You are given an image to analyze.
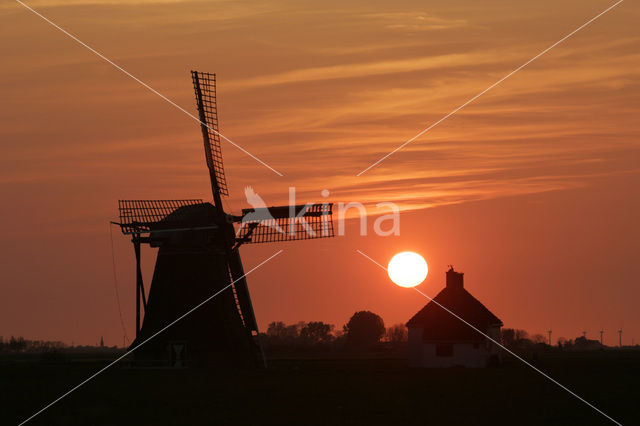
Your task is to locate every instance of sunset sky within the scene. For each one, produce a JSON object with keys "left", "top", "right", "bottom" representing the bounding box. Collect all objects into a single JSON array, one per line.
[{"left": 1, "top": 0, "right": 638, "bottom": 346}]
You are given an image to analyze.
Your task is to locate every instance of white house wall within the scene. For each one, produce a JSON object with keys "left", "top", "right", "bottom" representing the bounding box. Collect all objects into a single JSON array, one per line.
[
  {"left": 408, "top": 325, "right": 490, "bottom": 368},
  {"left": 420, "top": 342, "right": 487, "bottom": 368}
]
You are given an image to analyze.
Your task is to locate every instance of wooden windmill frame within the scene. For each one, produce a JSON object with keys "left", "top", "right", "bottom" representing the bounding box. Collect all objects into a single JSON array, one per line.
[{"left": 114, "top": 71, "right": 334, "bottom": 367}]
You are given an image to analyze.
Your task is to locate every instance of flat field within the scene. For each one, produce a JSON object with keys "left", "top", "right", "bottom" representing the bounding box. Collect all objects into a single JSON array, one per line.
[{"left": 2, "top": 351, "right": 638, "bottom": 425}]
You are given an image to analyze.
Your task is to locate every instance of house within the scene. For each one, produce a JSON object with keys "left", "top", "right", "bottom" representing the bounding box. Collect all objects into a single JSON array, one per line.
[{"left": 406, "top": 267, "right": 503, "bottom": 368}]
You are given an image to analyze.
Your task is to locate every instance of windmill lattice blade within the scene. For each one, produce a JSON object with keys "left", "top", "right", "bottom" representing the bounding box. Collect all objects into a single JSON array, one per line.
[
  {"left": 117, "top": 199, "right": 205, "bottom": 234},
  {"left": 191, "top": 71, "right": 228, "bottom": 197},
  {"left": 237, "top": 203, "right": 334, "bottom": 244},
  {"left": 227, "top": 250, "right": 259, "bottom": 332}
]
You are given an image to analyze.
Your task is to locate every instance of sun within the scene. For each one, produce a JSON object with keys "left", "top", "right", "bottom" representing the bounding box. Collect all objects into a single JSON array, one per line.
[{"left": 388, "top": 251, "right": 428, "bottom": 288}]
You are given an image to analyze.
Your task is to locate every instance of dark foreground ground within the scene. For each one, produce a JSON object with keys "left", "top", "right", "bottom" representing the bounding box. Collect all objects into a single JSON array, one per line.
[{"left": 1, "top": 351, "right": 638, "bottom": 426}]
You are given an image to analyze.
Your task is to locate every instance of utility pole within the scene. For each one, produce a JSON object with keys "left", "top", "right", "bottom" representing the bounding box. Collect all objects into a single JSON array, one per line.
[
  {"left": 599, "top": 329, "right": 604, "bottom": 346},
  {"left": 618, "top": 329, "right": 622, "bottom": 347},
  {"left": 548, "top": 329, "right": 552, "bottom": 346}
]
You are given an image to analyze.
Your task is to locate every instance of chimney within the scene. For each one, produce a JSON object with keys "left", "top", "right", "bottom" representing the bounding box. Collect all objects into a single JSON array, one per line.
[{"left": 446, "top": 266, "right": 464, "bottom": 290}]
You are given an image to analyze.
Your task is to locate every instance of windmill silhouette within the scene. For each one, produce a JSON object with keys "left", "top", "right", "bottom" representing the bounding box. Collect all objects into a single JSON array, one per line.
[{"left": 114, "top": 71, "right": 334, "bottom": 367}]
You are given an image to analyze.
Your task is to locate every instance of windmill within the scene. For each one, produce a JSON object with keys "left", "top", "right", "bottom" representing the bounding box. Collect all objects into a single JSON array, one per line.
[{"left": 114, "top": 71, "right": 334, "bottom": 367}]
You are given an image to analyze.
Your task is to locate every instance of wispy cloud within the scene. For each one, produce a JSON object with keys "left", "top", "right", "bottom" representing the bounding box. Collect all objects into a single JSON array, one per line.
[
  {"left": 362, "top": 11, "right": 470, "bottom": 31},
  {"left": 2, "top": 0, "right": 638, "bottom": 217},
  {"left": 226, "top": 52, "right": 503, "bottom": 90}
]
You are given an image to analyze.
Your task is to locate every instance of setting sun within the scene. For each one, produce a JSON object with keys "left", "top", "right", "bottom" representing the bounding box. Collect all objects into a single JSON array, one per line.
[{"left": 388, "top": 251, "right": 428, "bottom": 288}]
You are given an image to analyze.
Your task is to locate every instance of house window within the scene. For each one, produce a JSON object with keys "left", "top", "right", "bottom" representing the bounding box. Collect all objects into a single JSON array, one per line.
[{"left": 435, "top": 344, "right": 453, "bottom": 357}]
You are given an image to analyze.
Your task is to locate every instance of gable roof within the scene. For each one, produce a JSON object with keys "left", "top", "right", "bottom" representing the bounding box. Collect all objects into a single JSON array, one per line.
[{"left": 406, "top": 286, "right": 503, "bottom": 342}]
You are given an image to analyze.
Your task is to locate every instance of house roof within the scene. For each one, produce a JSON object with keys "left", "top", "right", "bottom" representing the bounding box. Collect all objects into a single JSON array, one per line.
[{"left": 406, "top": 269, "right": 502, "bottom": 342}]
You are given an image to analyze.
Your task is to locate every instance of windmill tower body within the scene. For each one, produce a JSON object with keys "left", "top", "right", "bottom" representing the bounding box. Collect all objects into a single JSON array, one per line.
[
  {"left": 129, "top": 204, "right": 254, "bottom": 366},
  {"left": 115, "top": 72, "right": 334, "bottom": 367}
]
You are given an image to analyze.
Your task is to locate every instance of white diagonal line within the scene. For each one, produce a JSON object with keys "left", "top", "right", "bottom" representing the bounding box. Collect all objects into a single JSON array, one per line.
[
  {"left": 356, "top": 249, "right": 623, "bottom": 426},
  {"left": 18, "top": 249, "right": 283, "bottom": 426},
  {"left": 357, "top": 0, "right": 624, "bottom": 176},
  {"left": 15, "top": 0, "right": 283, "bottom": 177}
]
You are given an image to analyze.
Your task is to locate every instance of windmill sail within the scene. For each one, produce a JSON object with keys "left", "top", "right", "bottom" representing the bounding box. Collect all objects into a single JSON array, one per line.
[
  {"left": 118, "top": 199, "right": 205, "bottom": 234},
  {"left": 227, "top": 251, "right": 266, "bottom": 367},
  {"left": 236, "top": 203, "right": 334, "bottom": 243},
  {"left": 192, "top": 71, "right": 228, "bottom": 197}
]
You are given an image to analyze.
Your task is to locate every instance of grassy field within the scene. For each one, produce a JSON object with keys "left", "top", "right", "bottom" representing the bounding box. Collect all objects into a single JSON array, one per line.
[{"left": 1, "top": 351, "right": 638, "bottom": 425}]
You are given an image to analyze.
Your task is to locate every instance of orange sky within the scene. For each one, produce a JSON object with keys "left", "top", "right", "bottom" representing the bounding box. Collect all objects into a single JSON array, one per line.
[{"left": 1, "top": 0, "right": 638, "bottom": 346}]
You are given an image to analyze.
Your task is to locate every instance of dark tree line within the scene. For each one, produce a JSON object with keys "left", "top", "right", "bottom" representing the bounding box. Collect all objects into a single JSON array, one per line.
[
  {"left": 0, "top": 336, "right": 119, "bottom": 354},
  {"left": 501, "top": 328, "right": 611, "bottom": 351},
  {"left": 2, "top": 310, "right": 407, "bottom": 355},
  {"left": 6, "top": 323, "right": 623, "bottom": 356},
  {"left": 263, "top": 321, "right": 335, "bottom": 347},
  {"left": 0, "top": 336, "right": 65, "bottom": 353},
  {"left": 261, "top": 311, "right": 408, "bottom": 351}
]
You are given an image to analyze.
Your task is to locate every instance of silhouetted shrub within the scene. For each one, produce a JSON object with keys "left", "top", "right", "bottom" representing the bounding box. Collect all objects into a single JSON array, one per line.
[{"left": 344, "top": 311, "right": 385, "bottom": 348}]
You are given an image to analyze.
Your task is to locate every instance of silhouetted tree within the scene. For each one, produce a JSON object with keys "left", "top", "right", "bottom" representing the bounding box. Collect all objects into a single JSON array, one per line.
[
  {"left": 531, "top": 334, "right": 546, "bottom": 344},
  {"left": 9, "top": 336, "right": 26, "bottom": 352},
  {"left": 385, "top": 324, "right": 408, "bottom": 343},
  {"left": 344, "top": 311, "right": 385, "bottom": 347},
  {"left": 300, "top": 322, "right": 334, "bottom": 345},
  {"left": 266, "top": 321, "right": 288, "bottom": 338},
  {"left": 502, "top": 328, "right": 516, "bottom": 347},
  {"left": 557, "top": 337, "right": 568, "bottom": 349},
  {"left": 573, "top": 336, "right": 603, "bottom": 350},
  {"left": 271, "top": 322, "right": 301, "bottom": 339},
  {"left": 266, "top": 321, "right": 302, "bottom": 345},
  {"left": 514, "top": 329, "right": 529, "bottom": 342},
  {"left": 502, "top": 328, "right": 532, "bottom": 349}
]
